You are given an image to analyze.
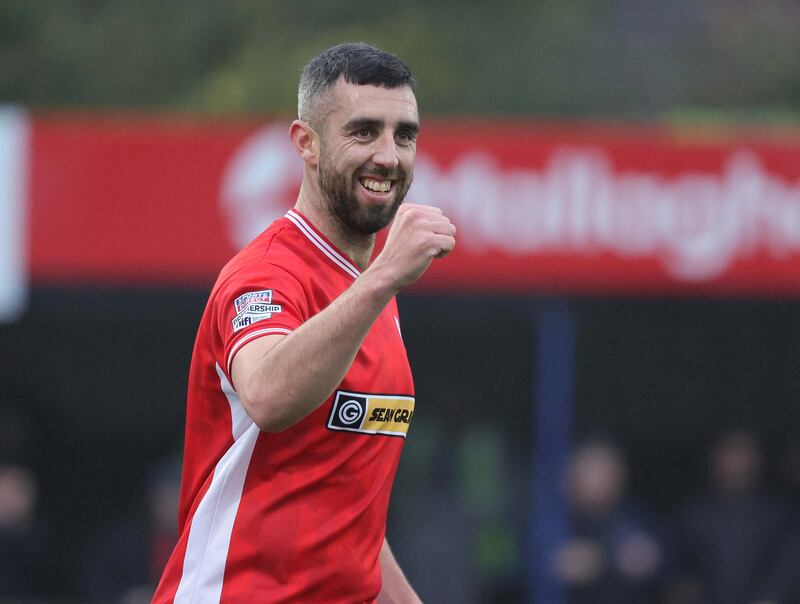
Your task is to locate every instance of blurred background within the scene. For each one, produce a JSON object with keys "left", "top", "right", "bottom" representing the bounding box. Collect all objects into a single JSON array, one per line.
[{"left": 2, "top": 1, "right": 800, "bottom": 603}]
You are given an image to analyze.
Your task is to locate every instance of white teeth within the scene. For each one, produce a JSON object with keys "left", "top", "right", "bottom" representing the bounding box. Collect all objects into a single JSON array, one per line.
[{"left": 361, "top": 178, "right": 391, "bottom": 193}]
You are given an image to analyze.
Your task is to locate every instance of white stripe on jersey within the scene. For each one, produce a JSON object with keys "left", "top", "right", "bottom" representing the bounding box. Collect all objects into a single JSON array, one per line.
[
  {"left": 173, "top": 366, "right": 258, "bottom": 603},
  {"left": 227, "top": 327, "right": 291, "bottom": 378},
  {"left": 217, "top": 363, "right": 253, "bottom": 440},
  {"left": 285, "top": 210, "right": 361, "bottom": 279}
]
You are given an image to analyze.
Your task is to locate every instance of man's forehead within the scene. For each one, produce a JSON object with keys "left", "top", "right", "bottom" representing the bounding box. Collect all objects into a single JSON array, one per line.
[{"left": 328, "top": 78, "right": 418, "bottom": 121}]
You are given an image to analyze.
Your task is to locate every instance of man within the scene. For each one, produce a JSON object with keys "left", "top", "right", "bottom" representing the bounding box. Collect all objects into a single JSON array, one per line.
[{"left": 153, "top": 42, "right": 455, "bottom": 603}]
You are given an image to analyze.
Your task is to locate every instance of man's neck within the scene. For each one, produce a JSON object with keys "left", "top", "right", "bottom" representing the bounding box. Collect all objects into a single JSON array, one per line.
[{"left": 294, "top": 188, "right": 376, "bottom": 271}]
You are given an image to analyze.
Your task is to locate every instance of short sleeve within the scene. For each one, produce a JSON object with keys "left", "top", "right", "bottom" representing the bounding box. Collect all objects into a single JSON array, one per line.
[{"left": 215, "top": 262, "right": 308, "bottom": 378}]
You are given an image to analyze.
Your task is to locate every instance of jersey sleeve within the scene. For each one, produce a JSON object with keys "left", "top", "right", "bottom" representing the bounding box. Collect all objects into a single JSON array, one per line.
[{"left": 215, "top": 262, "right": 308, "bottom": 379}]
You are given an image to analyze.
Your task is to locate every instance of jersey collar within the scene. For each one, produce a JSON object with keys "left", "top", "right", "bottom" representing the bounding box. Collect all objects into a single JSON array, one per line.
[{"left": 285, "top": 210, "right": 361, "bottom": 280}]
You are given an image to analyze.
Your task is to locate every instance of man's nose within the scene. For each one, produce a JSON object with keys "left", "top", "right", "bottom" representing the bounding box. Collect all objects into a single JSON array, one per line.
[{"left": 372, "top": 132, "right": 399, "bottom": 169}]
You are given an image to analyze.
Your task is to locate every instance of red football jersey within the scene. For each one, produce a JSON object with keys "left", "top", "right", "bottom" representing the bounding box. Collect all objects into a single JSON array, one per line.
[{"left": 153, "top": 209, "right": 415, "bottom": 603}]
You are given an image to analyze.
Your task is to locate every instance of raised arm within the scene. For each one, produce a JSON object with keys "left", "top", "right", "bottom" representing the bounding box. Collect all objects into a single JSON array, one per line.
[{"left": 231, "top": 204, "right": 455, "bottom": 432}]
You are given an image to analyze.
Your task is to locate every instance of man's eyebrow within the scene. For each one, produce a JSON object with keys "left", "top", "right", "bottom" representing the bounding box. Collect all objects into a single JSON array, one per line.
[
  {"left": 342, "top": 117, "right": 420, "bottom": 135},
  {"left": 397, "top": 120, "right": 420, "bottom": 136},
  {"left": 343, "top": 117, "right": 383, "bottom": 131}
]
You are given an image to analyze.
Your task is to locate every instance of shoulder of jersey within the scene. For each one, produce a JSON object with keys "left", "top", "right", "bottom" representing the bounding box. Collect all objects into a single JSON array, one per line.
[{"left": 217, "top": 218, "right": 302, "bottom": 280}]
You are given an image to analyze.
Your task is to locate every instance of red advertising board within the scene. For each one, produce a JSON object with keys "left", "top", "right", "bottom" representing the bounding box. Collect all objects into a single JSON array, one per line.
[{"left": 23, "top": 114, "right": 800, "bottom": 296}]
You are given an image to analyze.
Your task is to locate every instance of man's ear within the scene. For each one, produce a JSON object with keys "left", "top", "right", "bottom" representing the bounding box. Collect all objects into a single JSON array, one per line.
[{"left": 289, "top": 120, "right": 319, "bottom": 167}]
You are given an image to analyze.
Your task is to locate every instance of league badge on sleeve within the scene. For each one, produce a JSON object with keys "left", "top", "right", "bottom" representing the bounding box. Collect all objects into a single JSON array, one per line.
[{"left": 232, "top": 289, "right": 282, "bottom": 332}]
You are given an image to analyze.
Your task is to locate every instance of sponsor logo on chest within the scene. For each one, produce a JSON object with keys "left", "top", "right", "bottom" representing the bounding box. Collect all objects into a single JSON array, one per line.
[{"left": 327, "top": 390, "right": 415, "bottom": 438}]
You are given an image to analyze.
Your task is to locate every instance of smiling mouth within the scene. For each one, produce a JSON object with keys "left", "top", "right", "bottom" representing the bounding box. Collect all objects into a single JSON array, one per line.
[{"left": 360, "top": 177, "right": 393, "bottom": 194}]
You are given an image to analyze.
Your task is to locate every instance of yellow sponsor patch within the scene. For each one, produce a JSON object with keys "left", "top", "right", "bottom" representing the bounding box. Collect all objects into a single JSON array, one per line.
[{"left": 327, "top": 390, "right": 415, "bottom": 437}]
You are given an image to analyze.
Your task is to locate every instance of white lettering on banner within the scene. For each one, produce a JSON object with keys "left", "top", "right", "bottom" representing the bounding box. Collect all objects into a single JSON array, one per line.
[
  {"left": 0, "top": 106, "right": 29, "bottom": 321},
  {"left": 412, "top": 150, "right": 800, "bottom": 280},
  {"left": 221, "top": 124, "right": 800, "bottom": 282}
]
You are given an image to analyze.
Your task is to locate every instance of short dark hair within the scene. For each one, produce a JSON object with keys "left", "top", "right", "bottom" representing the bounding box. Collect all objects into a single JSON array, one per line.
[{"left": 298, "top": 42, "right": 416, "bottom": 123}]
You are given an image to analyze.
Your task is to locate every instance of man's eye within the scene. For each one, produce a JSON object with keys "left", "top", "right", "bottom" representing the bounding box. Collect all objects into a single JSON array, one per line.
[
  {"left": 355, "top": 128, "right": 373, "bottom": 138},
  {"left": 396, "top": 130, "right": 416, "bottom": 144}
]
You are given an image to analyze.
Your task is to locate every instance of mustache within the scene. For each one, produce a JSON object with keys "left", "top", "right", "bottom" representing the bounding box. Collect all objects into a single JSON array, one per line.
[{"left": 357, "top": 165, "right": 399, "bottom": 180}]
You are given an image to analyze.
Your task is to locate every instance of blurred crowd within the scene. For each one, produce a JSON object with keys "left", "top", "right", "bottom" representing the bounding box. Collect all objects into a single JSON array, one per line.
[
  {"left": 3, "top": 382, "right": 800, "bottom": 603},
  {"left": 0, "top": 453, "right": 180, "bottom": 604},
  {"left": 0, "top": 387, "right": 180, "bottom": 604},
  {"left": 549, "top": 430, "right": 800, "bottom": 604}
]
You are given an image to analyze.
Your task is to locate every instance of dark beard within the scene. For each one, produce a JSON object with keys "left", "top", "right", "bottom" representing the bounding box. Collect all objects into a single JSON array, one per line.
[{"left": 318, "top": 157, "right": 410, "bottom": 235}]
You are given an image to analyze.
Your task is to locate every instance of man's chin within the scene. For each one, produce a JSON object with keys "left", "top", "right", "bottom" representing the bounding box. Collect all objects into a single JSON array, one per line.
[
  {"left": 327, "top": 184, "right": 405, "bottom": 235},
  {"left": 350, "top": 203, "right": 400, "bottom": 234},
  {"left": 351, "top": 214, "right": 394, "bottom": 235}
]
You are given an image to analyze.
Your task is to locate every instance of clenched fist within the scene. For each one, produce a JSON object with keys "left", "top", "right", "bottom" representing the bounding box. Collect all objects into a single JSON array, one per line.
[{"left": 371, "top": 203, "right": 456, "bottom": 291}]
